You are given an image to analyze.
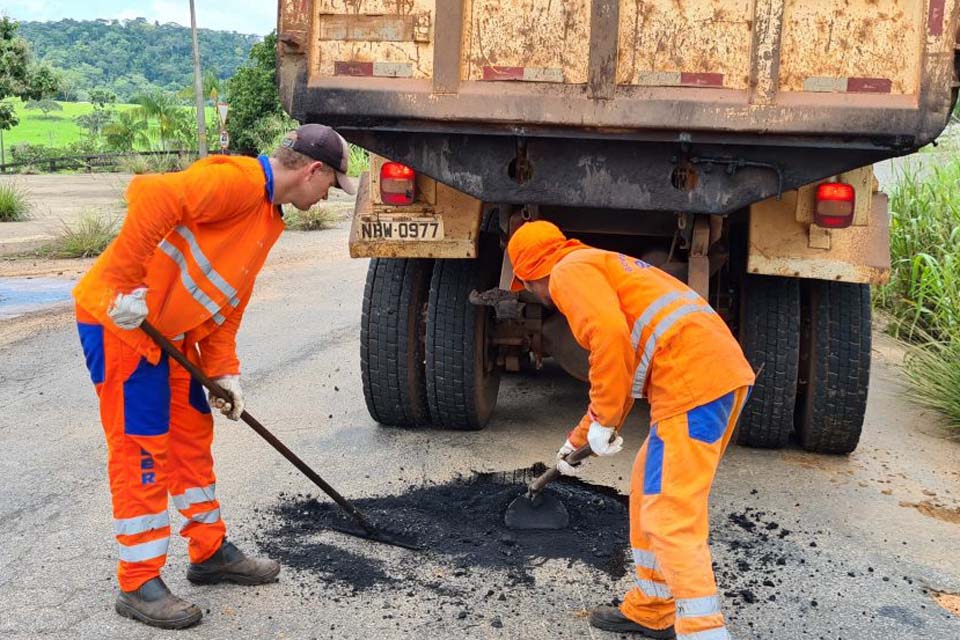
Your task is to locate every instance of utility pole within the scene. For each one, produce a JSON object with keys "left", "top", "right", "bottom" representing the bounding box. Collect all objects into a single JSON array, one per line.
[{"left": 189, "top": 0, "right": 208, "bottom": 157}]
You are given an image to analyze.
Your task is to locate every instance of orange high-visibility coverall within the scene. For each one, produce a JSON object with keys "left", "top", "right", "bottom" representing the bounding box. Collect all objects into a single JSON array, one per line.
[
  {"left": 510, "top": 222, "right": 755, "bottom": 640},
  {"left": 74, "top": 155, "right": 284, "bottom": 591}
]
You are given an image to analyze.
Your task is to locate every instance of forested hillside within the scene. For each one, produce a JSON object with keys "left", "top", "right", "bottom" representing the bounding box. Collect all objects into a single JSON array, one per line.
[{"left": 18, "top": 18, "right": 260, "bottom": 101}]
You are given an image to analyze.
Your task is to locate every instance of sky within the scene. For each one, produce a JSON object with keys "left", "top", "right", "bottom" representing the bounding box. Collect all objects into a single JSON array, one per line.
[{"left": 1, "top": 1, "right": 275, "bottom": 35}]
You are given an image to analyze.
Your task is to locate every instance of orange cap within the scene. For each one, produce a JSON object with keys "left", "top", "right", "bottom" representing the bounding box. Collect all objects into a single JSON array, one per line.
[{"left": 506, "top": 221, "right": 583, "bottom": 291}]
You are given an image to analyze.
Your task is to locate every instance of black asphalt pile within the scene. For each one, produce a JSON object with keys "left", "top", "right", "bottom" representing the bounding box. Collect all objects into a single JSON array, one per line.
[{"left": 254, "top": 466, "right": 629, "bottom": 593}]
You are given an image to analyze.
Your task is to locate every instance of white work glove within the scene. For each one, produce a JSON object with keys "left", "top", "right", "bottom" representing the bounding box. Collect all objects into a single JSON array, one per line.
[
  {"left": 587, "top": 422, "right": 624, "bottom": 456},
  {"left": 210, "top": 375, "right": 244, "bottom": 420},
  {"left": 556, "top": 439, "right": 585, "bottom": 477},
  {"left": 107, "top": 287, "right": 148, "bottom": 329}
]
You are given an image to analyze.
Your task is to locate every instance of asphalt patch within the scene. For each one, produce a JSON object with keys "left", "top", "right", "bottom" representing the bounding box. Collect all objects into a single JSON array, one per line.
[{"left": 254, "top": 466, "right": 629, "bottom": 593}]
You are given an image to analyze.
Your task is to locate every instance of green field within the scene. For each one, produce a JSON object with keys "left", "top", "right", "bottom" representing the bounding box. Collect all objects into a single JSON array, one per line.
[{"left": 2, "top": 98, "right": 218, "bottom": 149}]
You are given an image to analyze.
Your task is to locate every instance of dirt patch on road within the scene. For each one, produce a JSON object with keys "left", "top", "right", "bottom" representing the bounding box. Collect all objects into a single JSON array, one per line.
[
  {"left": 0, "top": 256, "right": 93, "bottom": 278},
  {"left": 899, "top": 500, "right": 960, "bottom": 525},
  {"left": 934, "top": 591, "right": 960, "bottom": 617}
]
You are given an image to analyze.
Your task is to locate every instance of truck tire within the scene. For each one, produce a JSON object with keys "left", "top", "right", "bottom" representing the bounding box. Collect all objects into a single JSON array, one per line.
[
  {"left": 360, "top": 258, "right": 433, "bottom": 428},
  {"left": 425, "top": 251, "right": 501, "bottom": 430},
  {"left": 736, "top": 274, "right": 800, "bottom": 448},
  {"left": 796, "top": 280, "right": 871, "bottom": 454}
]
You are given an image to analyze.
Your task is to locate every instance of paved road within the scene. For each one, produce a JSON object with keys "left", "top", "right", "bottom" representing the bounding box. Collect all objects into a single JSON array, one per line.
[{"left": 1, "top": 225, "right": 959, "bottom": 640}]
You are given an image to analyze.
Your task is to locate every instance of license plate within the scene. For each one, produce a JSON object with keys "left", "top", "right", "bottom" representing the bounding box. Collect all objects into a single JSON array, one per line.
[{"left": 359, "top": 218, "right": 444, "bottom": 241}]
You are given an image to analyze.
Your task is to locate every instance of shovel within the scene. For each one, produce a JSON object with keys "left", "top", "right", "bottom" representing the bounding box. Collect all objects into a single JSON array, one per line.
[
  {"left": 504, "top": 443, "right": 594, "bottom": 530},
  {"left": 139, "top": 321, "right": 421, "bottom": 551}
]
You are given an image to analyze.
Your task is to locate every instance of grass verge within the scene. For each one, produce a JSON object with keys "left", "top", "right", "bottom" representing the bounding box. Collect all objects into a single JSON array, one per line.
[
  {"left": 46, "top": 211, "right": 119, "bottom": 258},
  {"left": 879, "top": 154, "right": 960, "bottom": 427},
  {"left": 283, "top": 205, "right": 342, "bottom": 231},
  {"left": 904, "top": 339, "right": 960, "bottom": 428},
  {"left": 0, "top": 182, "right": 31, "bottom": 221}
]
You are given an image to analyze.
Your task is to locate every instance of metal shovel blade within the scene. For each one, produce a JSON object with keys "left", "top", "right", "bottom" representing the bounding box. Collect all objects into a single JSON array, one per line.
[{"left": 504, "top": 491, "right": 570, "bottom": 530}]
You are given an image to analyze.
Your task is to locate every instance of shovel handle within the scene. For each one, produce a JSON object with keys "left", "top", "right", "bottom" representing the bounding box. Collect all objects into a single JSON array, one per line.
[
  {"left": 138, "top": 320, "right": 380, "bottom": 536},
  {"left": 527, "top": 443, "right": 594, "bottom": 494}
]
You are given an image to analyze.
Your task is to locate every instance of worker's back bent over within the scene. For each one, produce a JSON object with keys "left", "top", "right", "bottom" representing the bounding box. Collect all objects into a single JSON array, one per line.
[
  {"left": 507, "top": 221, "right": 756, "bottom": 640},
  {"left": 73, "top": 124, "right": 357, "bottom": 630}
]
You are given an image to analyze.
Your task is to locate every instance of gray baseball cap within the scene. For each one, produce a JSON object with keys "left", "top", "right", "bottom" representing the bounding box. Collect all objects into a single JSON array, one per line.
[{"left": 282, "top": 123, "right": 358, "bottom": 195}]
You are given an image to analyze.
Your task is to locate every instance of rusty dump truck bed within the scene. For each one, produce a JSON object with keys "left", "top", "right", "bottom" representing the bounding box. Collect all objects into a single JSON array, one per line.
[{"left": 278, "top": 1, "right": 960, "bottom": 212}]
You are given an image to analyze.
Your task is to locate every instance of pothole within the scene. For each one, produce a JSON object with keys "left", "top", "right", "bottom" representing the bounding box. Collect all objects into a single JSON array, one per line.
[{"left": 254, "top": 466, "right": 629, "bottom": 594}]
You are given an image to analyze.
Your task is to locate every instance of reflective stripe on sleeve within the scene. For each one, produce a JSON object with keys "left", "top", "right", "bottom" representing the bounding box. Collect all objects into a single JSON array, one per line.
[
  {"left": 632, "top": 548, "right": 659, "bottom": 571},
  {"left": 173, "top": 226, "right": 240, "bottom": 307},
  {"left": 631, "top": 303, "right": 716, "bottom": 397},
  {"left": 118, "top": 536, "right": 169, "bottom": 563},
  {"left": 158, "top": 240, "right": 225, "bottom": 324},
  {"left": 676, "top": 594, "right": 722, "bottom": 619},
  {"left": 114, "top": 511, "right": 170, "bottom": 536},
  {"left": 171, "top": 483, "right": 217, "bottom": 511},
  {"left": 635, "top": 578, "right": 672, "bottom": 600},
  {"left": 677, "top": 627, "right": 731, "bottom": 640},
  {"left": 630, "top": 291, "right": 699, "bottom": 350}
]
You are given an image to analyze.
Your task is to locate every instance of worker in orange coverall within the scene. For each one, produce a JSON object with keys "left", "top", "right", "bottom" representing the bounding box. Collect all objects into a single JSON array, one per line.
[
  {"left": 507, "top": 221, "right": 756, "bottom": 640},
  {"left": 73, "top": 124, "right": 357, "bottom": 630}
]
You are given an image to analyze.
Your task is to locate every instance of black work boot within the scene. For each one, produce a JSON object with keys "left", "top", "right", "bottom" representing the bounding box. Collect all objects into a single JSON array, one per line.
[
  {"left": 187, "top": 539, "right": 281, "bottom": 586},
  {"left": 115, "top": 577, "right": 202, "bottom": 629},
  {"left": 589, "top": 606, "right": 676, "bottom": 639}
]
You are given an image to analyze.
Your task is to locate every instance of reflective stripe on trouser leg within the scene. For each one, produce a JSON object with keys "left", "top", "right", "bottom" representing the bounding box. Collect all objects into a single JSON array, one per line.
[
  {"left": 676, "top": 595, "right": 721, "bottom": 619},
  {"left": 168, "top": 367, "right": 226, "bottom": 563},
  {"left": 114, "top": 511, "right": 170, "bottom": 536},
  {"left": 636, "top": 386, "right": 751, "bottom": 638},
  {"left": 119, "top": 536, "right": 170, "bottom": 562},
  {"left": 677, "top": 628, "right": 731, "bottom": 640},
  {"left": 620, "top": 435, "right": 677, "bottom": 632}
]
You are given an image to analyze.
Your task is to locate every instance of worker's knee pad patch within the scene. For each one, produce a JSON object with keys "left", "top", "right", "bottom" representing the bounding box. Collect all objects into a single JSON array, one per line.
[
  {"left": 687, "top": 392, "right": 735, "bottom": 444},
  {"left": 123, "top": 355, "right": 171, "bottom": 436},
  {"left": 188, "top": 378, "right": 211, "bottom": 414},
  {"left": 643, "top": 426, "right": 664, "bottom": 495}
]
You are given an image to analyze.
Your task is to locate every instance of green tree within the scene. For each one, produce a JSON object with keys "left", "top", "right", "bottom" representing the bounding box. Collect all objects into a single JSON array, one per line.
[
  {"left": 75, "top": 108, "right": 114, "bottom": 139},
  {"left": 225, "top": 33, "right": 284, "bottom": 154},
  {"left": 27, "top": 64, "right": 61, "bottom": 99},
  {"left": 179, "top": 68, "right": 221, "bottom": 104},
  {"left": 24, "top": 98, "right": 63, "bottom": 117},
  {"left": 167, "top": 106, "right": 199, "bottom": 150},
  {"left": 89, "top": 88, "right": 116, "bottom": 108},
  {"left": 134, "top": 90, "right": 188, "bottom": 150},
  {"left": 0, "top": 17, "right": 61, "bottom": 132},
  {"left": 18, "top": 18, "right": 258, "bottom": 102},
  {"left": 103, "top": 109, "right": 149, "bottom": 151}
]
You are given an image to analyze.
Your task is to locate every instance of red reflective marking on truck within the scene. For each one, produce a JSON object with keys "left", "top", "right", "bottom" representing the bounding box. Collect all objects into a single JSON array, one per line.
[
  {"left": 846, "top": 77, "right": 892, "bottom": 93},
  {"left": 929, "top": 0, "right": 945, "bottom": 36},
  {"left": 482, "top": 66, "right": 525, "bottom": 81},
  {"left": 679, "top": 72, "right": 724, "bottom": 88},
  {"left": 334, "top": 61, "right": 374, "bottom": 77}
]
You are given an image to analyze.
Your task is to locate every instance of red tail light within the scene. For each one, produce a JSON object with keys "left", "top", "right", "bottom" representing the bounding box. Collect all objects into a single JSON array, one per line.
[
  {"left": 380, "top": 162, "right": 415, "bottom": 205},
  {"left": 815, "top": 182, "right": 855, "bottom": 229}
]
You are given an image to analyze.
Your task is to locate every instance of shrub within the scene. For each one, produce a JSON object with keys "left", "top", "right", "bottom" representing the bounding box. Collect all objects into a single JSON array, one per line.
[
  {"left": 903, "top": 338, "right": 960, "bottom": 429},
  {"left": 50, "top": 210, "right": 119, "bottom": 257},
  {"left": 348, "top": 144, "right": 369, "bottom": 177},
  {"left": 283, "top": 205, "right": 341, "bottom": 231},
  {"left": 0, "top": 181, "right": 30, "bottom": 221}
]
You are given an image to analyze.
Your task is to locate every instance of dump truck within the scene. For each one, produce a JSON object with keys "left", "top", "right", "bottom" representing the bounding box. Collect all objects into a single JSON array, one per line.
[{"left": 277, "top": 0, "right": 960, "bottom": 454}]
